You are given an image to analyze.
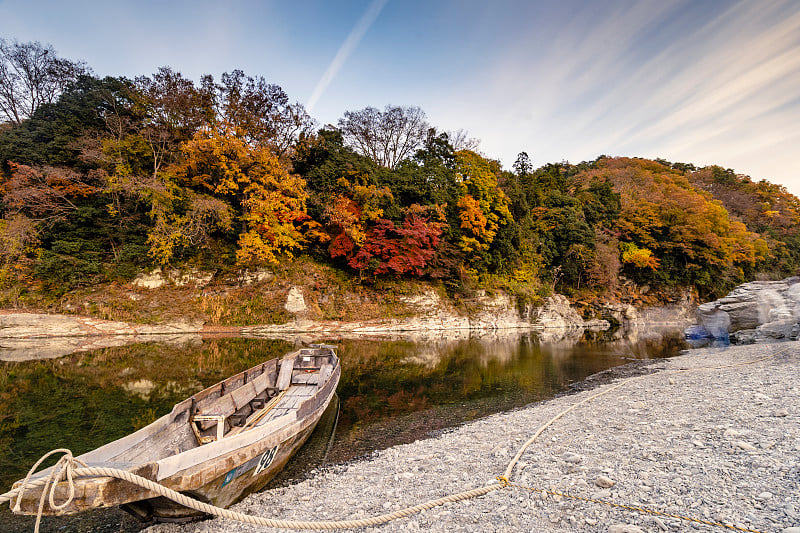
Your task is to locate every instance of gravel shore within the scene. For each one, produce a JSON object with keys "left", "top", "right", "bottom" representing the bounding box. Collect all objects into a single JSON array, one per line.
[{"left": 148, "top": 342, "right": 800, "bottom": 533}]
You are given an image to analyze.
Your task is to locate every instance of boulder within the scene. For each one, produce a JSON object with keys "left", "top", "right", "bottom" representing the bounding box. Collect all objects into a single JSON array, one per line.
[
  {"left": 601, "top": 302, "right": 639, "bottom": 324},
  {"left": 285, "top": 286, "right": 308, "bottom": 314},
  {"left": 132, "top": 268, "right": 167, "bottom": 289},
  {"left": 693, "top": 276, "right": 800, "bottom": 343},
  {"left": 237, "top": 269, "right": 274, "bottom": 286},
  {"left": 132, "top": 267, "right": 215, "bottom": 289}
]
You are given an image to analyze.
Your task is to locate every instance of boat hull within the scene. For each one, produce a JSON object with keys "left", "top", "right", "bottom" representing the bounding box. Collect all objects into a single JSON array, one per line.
[{"left": 123, "top": 390, "right": 331, "bottom": 521}]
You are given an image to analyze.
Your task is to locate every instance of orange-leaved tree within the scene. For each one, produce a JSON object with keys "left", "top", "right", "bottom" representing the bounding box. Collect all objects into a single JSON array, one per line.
[
  {"left": 176, "top": 121, "right": 313, "bottom": 265},
  {"left": 576, "top": 157, "right": 767, "bottom": 291},
  {"left": 454, "top": 150, "right": 512, "bottom": 258}
]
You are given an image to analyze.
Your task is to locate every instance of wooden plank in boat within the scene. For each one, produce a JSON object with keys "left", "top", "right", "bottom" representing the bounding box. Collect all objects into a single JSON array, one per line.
[
  {"left": 298, "top": 364, "right": 339, "bottom": 421},
  {"left": 197, "top": 369, "right": 273, "bottom": 425},
  {"left": 283, "top": 387, "right": 314, "bottom": 402},
  {"left": 112, "top": 423, "right": 195, "bottom": 462},
  {"left": 250, "top": 370, "right": 270, "bottom": 393},
  {"left": 263, "top": 408, "right": 290, "bottom": 423},
  {"left": 276, "top": 358, "right": 295, "bottom": 390},
  {"left": 318, "top": 364, "right": 333, "bottom": 388},
  {"left": 157, "top": 413, "right": 297, "bottom": 481},
  {"left": 195, "top": 394, "right": 235, "bottom": 430},
  {"left": 286, "top": 397, "right": 302, "bottom": 409},
  {"left": 283, "top": 386, "right": 305, "bottom": 398},
  {"left": 292, "top": 372, "right": 311, "bottom": 385},
  {"left": 229, "top": 381, "right": 257, "bottom": 411}
]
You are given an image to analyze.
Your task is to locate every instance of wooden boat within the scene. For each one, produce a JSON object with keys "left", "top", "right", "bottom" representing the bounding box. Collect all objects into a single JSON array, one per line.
[{"left": 10, "top": 344, "right": 340, "bottom": 522}]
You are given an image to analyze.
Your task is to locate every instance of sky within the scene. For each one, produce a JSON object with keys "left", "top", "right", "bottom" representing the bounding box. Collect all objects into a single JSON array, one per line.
[{"left": 1, "top": 0, "right": 799, "bottom": 195}]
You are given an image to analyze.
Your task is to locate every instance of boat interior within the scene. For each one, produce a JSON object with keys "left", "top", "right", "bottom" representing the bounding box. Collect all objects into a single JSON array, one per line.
[{"left": 75, "top": 345, "right": 339, "bottom": 467}]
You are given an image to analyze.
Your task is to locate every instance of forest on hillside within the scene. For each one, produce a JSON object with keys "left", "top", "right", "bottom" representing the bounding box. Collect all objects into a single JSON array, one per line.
[{"left": 1, "top": 40, "right": 799, "bottom": 305}]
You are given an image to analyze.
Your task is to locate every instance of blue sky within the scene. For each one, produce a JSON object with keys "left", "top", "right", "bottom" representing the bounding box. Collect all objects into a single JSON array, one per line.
[{"left": 1, "top": 0, "right": 799, "bottom": 195}]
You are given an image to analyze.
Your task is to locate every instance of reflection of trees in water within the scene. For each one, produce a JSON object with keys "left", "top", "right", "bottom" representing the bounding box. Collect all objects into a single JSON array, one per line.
[
  {"left": 0, "top": 330, "right": 687, "bottom": 489},
  {"left": 334, "top": 329, "right": 686, "bottom": 432}
]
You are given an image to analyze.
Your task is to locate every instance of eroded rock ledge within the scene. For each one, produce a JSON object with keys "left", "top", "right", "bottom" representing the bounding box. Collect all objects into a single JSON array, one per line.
[
  {"left": 695, "top": 277, "right": 800, "bottom": 343},
  {"left": 0, "top": 312, "right": 204, "bottom": 361}
]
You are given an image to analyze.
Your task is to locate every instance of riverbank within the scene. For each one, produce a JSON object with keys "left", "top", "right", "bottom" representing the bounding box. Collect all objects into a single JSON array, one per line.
[{"left": 148, "top": 341, "right": 799, "bottom": 533}]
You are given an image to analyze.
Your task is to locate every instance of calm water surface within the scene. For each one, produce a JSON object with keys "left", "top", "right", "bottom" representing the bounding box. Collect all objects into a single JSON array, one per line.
[{"left": 0, "top": 329, "right": 686, "bottom": 531}]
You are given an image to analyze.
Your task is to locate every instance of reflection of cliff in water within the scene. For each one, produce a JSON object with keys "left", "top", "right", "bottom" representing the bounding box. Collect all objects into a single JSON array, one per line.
[
  {"left": 326, "top": 328, "right": 687, "bottom": 463},
  {"left": 400, "top": 326, "right": 687, "bottom": 367},
  {"left": 0, "top": 334, "right": 203, "bottom": 362}
]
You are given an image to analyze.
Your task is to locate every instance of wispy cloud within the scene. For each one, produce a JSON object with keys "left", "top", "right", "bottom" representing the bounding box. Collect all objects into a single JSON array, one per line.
[
  {"left": 457, "top": 0, "right": 800, "bottom": 192},
  {"left": 306, "top": 0, "right": 388, "bottom": 114}
]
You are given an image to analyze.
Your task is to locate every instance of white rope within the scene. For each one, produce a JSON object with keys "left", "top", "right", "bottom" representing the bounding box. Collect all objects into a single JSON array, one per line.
[
  {"left": 1, "top": 464, "right": 502, "bottom": 530},
  {"left": 502, "top": 345, "right": 789, "bottom": 480}
]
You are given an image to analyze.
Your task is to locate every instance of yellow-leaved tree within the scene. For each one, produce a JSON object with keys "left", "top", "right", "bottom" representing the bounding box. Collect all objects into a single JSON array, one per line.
[
  {"left": 177, "top": 122, "right": 312, "bottom": 265},
  {"left": 454, "top": 150, "right": 512, "bottom": 256}
]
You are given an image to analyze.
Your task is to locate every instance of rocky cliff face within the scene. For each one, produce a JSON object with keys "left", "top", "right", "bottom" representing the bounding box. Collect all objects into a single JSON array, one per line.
[
  {"left": 245, "top": 287, "right": 696, "bottom": 342},
  {"left": 695, "top": 277, "right": 800, "bottom": 343},
  {"left": 1, "top": 282, "right": 697, "bottom": 360}
]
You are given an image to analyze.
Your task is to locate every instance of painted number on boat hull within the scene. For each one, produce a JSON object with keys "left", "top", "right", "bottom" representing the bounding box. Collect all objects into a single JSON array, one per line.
[{"left": 253, "top": 446, "right": 278, "bottom": 476}]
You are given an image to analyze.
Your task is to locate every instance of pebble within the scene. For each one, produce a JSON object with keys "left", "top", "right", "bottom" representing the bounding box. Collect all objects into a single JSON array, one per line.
[
  {"left": 774, "top": 408, "right": 789, "bottom": 417},
  {"left": 562, "top": 452, "right": 583, "bottom": 464},
  {"left": 146, "top": 342, "right": 800, "bottom": 533},
  {"left": 595, "top": 476, "right": 616, "bottom": 488}
]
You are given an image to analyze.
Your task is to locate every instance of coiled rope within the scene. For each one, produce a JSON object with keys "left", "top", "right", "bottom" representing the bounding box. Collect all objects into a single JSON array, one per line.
[{"left": 1, "top": 344, "right": 792, "bottom": 532}]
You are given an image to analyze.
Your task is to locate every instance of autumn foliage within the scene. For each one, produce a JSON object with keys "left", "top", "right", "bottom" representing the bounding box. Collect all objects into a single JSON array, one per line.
[
  {"left": 1, "top": 44, "right": 799, "bottom": 299},
  {"left": 349, "top": 205, "right": 446, "bottom": 276},
  {"left": 176, "top": 122, "right": 311, "bottom": 265}
]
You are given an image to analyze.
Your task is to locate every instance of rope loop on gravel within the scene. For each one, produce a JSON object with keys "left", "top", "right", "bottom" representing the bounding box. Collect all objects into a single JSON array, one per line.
[
  {"left": 1, "top": 344, "right": 793, "bottom": 532},
  {"left": 7, "top": 448, "right": 88, "bottom": 533}
]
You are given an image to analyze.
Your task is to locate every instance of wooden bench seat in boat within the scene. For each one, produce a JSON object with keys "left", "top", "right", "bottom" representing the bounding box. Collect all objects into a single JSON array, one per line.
[{"left": 191, "top": 357, "right": 300, "bottom": 443}]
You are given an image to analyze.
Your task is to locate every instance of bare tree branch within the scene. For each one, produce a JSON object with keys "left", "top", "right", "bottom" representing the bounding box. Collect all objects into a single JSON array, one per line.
[
  {"left": 338, "top": 105, "right": 429, "bottom": 168},
  {"left": 0, "top": 39, "right": 88, "bottom": 125},
  {"left": 446, "top": 129, "right": 481, "bottom": 152}
]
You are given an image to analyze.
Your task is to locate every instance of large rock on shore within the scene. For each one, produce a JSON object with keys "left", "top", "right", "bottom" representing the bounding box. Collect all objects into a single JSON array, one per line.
[{"left": 696, "top": 277, "right": 800, "bottom": 343}]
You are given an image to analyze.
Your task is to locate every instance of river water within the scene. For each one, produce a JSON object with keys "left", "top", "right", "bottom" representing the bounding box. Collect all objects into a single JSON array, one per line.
[{"left": 0, "top": 328, "right": 686, "bottom": 531}]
